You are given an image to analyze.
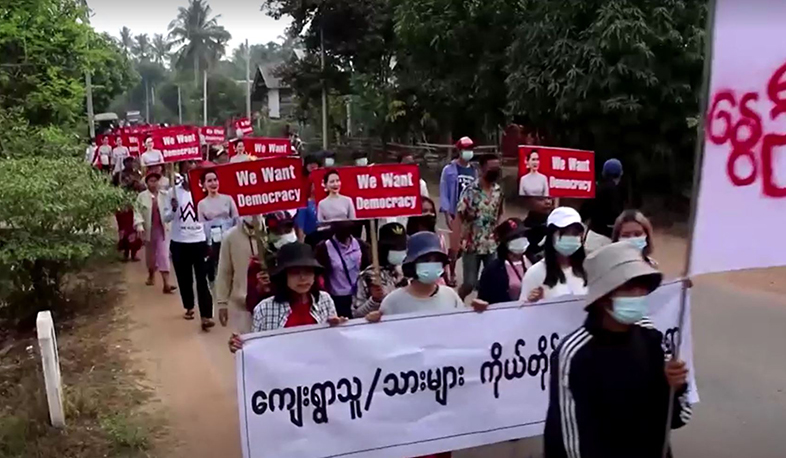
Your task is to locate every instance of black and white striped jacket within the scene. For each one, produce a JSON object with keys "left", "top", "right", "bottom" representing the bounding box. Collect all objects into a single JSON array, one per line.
[{"left": 544, "top": 314, "right": 692, "bottom": 458}]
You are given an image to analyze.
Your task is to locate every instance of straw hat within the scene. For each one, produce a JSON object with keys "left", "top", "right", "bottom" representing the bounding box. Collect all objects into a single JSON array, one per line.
[{"left": 583, "top": 242, "right": 662, "bottom": 307}]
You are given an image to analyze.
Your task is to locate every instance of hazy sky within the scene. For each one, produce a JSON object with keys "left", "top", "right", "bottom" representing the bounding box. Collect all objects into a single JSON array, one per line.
[{"left": 87, "top": 0, "right": 291, "bottom": 53}]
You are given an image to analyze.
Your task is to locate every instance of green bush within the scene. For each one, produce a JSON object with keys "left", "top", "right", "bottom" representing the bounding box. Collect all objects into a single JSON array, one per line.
[{"left": 0, "top": 156, "right": 130, "bottom": 326}]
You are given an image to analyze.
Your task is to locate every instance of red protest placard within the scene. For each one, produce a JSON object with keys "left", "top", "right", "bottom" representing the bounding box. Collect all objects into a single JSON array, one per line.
[
  {"left": 200, "top": 126, "right": 226, "bottom": 144},
  {"left": 228, "top": 137, "right": 292, "bottom": 158},
  {"left": 234, "top": 117, "right": 253, "bottom": 136},
  {"left": 517, "top": 145, "right": 595, "bottom": 199},
  {"left": 188, "top": 156, "right": 306, "bottom": 217},
  {"left": 310, "top": 164, "right": 422, "bottom": 221},
  {"left": 151, "top": 126, "right": 201, "bottom": 163},
  {"left": 121, "top": 133, "right": 142, "bottom": 156}
]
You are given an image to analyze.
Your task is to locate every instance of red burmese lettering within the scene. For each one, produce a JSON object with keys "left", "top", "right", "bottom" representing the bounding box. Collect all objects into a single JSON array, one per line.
[
  {"left": 761, "top": 132, "right": 786, "bottom": 198},
  {"left": 726, "top": 92, "right": 761, "bottom": 187},
  {"left": 707, "top": 90, "right": 736, "bottom": 145},
  {"left": 766, "top": 61, "right": 786, "bottom": 120}
]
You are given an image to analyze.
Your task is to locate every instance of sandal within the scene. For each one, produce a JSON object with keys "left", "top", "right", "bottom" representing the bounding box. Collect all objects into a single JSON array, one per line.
[
  {"left": 201, "top": 318, "right": 215, "bottom": 331},
  {"left": 184, "top": 310, "right": 195, "bottom": 320},
  {"left": 163, "top": 285, "right": 177, "bottom": 294},
  {"left": 145, "top": 277, "right": 154, "bottom": 286}
]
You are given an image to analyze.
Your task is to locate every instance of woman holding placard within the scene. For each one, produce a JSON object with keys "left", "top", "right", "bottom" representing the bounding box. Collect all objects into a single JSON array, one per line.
[
  {"left": 317, "top": 169, "right": 356, "bottom": 222},
  {"left": 197, "top": 169, "right": 239, "bottom": 283},
  {"left": 519, "top": 207, "right": 588, "bottom": 303}
]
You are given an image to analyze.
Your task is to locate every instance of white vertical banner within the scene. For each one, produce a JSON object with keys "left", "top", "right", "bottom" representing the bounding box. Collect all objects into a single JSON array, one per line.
[
  {"left": 236, "top": 281, "right": 697, "bottom": 458},
  {"left": 691, "top": 0, "right": 786, "bottom": 275}
]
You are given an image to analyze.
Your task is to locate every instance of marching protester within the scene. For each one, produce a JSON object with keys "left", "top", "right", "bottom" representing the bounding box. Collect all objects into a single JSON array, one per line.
[
  {"left": 519, "top": 206, "right": 588, "bottom": 303},
  {"left": 140, "top": 136, "right": 165, "bottom": 168},
  {"left": 216, "top": 215, "right": 261, "bottom": 333},
  {"left": 115, "top": 157, "right": 144, "bottom": 262},
  {"left": 399, "top": 151, "right": 431, "bottom": 198},
  {"left": 352, "top": 150, "right": 369, "bottom": 166},
  {"left": 264, "top": 211, "right": 299, "bottom": 264},
  {"left": 303, "top": 154, "right": 321, "bottom": 175},
  {"left": 166, "top": 160, "right": 214, "bottom": 331},
  {"left": 582, "top": 158, "right": 625, "bottom": 253},
  {"left": 612, "top": 209, "right": 657, "bottom": 265},
  {"left": 317, "top": 169, "right": 356, "bottom": 222},
  {"left": 294, "top": 179, "right": 320, "bottom": 246},
  {"left": 134, "top": 170, "right": 176, "bottom": 294},
  {"left": 315, "top": 221, "right": 371, "bottom": 318},
  {"left": 145, "top": 163, "right": 170, "bottom": 190},
  {"left": 85, "top": 137, "right": 97, "bottom": 165},
  {"left": 196, "top": 168, "right": 240, "bottom": 283},
  {"left": 228, "top": 242, "right": 347, "bottom": 352},
  {"left": 97, "top": 135, "right": 113, "bottom": 173},
  {"left": 213, "top": 146, "right": 229, "bottom": 164},
  {"left": 522, "top": 195, "right": 554, "bottom": 263},
  {"left": 451, "top": 153, "right": 505, "bottom": 300},
  {"left": 473, "top": 218, "right": 532, "bottom": 306},
  {"left": 439, "top": 136, "right": 477, "bottom": 229},
  {"left": 406, "top": 197, "right": 438, "bottom": 236},
  {"left": 111, "top": 136, "right": 130, "bottom": 178},
  {"left": 323, "top": 150, "right": 336, "bottom": 167},
  {"left": 544, "top": 242, "right": 691, "bottom": 457},
  {"left": 230, "top": 139, "right": 251, "bottom": 163},
  {"left": 352, "top": 222, "right": 408, "bottom": 318}
]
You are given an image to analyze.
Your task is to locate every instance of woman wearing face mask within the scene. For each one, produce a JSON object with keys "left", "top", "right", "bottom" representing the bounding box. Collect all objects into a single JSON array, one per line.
[
  {"left": 229, "top": 242, "right": 347, "bottom": 352},
  {"left": 317, "top": 169, "right": 357, "bottom": 222},
  {"left": 197, "top": 169, "right": 239, "bottom": 283},
  {"left": 352, "top": 150, "right": 369, "bottom": 166},
  {"left": 519, "top": 207, "right": 588, "bottom": 303},
  {"left": 352, "top": 223, "right": 408, "bottom": 318},
  {"left": 315, "top": 221, "right": 371, "bottom": 318},
  {"left": 544, "top": 242, "right": 691, "bottom": 457},
  {"left": 264, "top": 211, "right": 299, "bottom": 256},
  {"left": 612, "top": 209, "right": 657, "bottom": 266},
  {"left": 472, "top": 218, "right": 532, "bottom": 307}
]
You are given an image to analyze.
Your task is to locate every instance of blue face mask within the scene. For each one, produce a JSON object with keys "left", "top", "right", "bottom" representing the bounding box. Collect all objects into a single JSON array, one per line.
[
  {"left": 324, "top": 157, "right": 335, "bottom": 167},
  {"left": 554, "top": 235, "right": 582, "bottom": 256},
  {"left": 624, "top": 236, "right": 648, "bottom": 252},
  {"left": 415, "top": 262, "right": 444, "bottom": 284},
  {"left": 609, "top": 296, "right": 648, "bottom": 324},
  {"left": 460, "top": 150, "right": 474, "bottom": 162},
  {"left": 387, "top": 250, "right": 407, "bottom": 266}
]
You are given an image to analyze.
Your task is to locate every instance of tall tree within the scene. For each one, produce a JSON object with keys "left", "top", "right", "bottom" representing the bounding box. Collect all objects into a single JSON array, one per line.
[
  {"left": 168, "top": 0, "right": 232, "bottom": 84},
  {"left": 152, "top": 33, "right": 172, "bottom": 66},
  {"left": 119, "top": 26, "right": 133, "bottom": 55},
  {"left": 133, "top": 33, "right": 151, "bottom": 61}
]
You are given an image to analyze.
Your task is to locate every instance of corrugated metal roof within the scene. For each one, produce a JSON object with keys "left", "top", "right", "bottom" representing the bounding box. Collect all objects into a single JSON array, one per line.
[{"left": 256, "top": 63, "right": 288, "bottom": 89}]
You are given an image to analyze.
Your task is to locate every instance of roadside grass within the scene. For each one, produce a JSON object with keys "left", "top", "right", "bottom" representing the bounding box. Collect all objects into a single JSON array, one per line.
[{"left": 0, "top": 263, "right": 165, "bottom": 458}]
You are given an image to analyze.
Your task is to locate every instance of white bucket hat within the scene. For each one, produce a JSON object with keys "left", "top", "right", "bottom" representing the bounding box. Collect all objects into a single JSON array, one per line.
[
  {"left": 547, "top": 206, "right": 582, "bottom": 228},
  {"left": 583, "top": 242, "right": 662, "bottom": 307}
]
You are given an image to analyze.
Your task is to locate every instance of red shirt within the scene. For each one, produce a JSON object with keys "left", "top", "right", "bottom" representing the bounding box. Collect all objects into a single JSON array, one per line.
[{"left": 284, "top": 297, "right": 317, "bottom": 328}]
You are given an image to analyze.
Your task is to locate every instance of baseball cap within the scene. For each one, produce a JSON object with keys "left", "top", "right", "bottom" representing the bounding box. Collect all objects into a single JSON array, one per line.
[{"left": 547, "top": 206, "right": 582, "bottom": 228}]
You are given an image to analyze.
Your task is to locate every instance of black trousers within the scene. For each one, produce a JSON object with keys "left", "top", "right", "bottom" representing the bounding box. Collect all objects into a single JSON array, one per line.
[
  {"left": 332, "top": 295, "right": 354, "bottom": 319},
  {"left": 206, "top": 241, "right": 221, "bottom": 282},
  {"left": 170, "top": 241, "right": 213, "bottom": 318}
]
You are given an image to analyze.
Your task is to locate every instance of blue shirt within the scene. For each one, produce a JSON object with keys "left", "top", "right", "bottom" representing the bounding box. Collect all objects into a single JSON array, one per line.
[{"left": 294, "top": 199, "right": 318, "bottom": 235}]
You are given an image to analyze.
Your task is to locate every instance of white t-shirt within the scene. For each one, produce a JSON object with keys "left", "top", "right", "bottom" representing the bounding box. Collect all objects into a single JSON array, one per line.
[
  {"left": 98, "top": 145, "right": 112, "bottom": 166},
  {"left": 85, "top": 145, "right": 97, "bottom": 164},
  {"left": 518, "top": 172, "right": 549, "bottom": 197},
  {"left": 168, "top": 185, "right": 206, "bottom": 244},
  {"left": 140, "top": 149, "right": 165, "bottom": 167},
  {"left": 518, "top": 259, "right": 587, "bottom": 303},
  {"left": 420, "top": 179, "right": 430, "bottom": 198},
  {"left": 112, "top": 146, "right": 130, "bottom": 174},
  {"left": 381, "top": 285, "right": 463, "bottom": 316}
]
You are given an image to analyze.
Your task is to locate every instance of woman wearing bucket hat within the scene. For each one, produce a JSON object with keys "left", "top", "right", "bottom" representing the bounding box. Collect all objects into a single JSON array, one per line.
[
  {"left": 228, "top": 242, "right": 347, "bottom": 352},
  {"left": 519, "top": 207, "right": 588, "bottom": 303},
  {"left": 352, "top": 222, "right": 408, "bottom": 318},
  {"left": 544, "top": 242, "right": 691, "bottom": 458},
  {"left": 472, "top": 218, "right": 533, "bottom": 307},
  {"left": 365, "top": 232, "right": 465, "bottom": 322}
]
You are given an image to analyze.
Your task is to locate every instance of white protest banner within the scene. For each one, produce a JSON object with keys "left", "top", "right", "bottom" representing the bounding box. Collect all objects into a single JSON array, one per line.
[
  {"left": 691, "top": 0, "right": 786, "bottom": 275},
  {"left": 236, "top": 281, "right": 697, "bottom": 458}
]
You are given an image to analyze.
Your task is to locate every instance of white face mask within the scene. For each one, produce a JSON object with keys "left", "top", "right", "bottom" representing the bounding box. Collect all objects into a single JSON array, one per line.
[
  {"left": 355, "top": 158, "right": 368, "bottom": 166},
  {"left": 507, "top": 237, "right": 530, "bottom": 255},
  {"left": 623, "top": 235, "right": 648, "bottom": 251},
  {"left": 324, "top": 157, "right": 335, "bottom": 167},
  {"left": 460, "top": 150, "right": 474, "bottom": 162},
  {"left": 273, "top": 231, "right": 297, "bottom": 249},
  {"left": 387, "top": 250, "right": 407, "bottom": 266}
]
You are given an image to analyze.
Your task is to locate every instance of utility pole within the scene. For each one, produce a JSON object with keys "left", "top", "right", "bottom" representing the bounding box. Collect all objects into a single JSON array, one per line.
[
  {"left": 151, "top": 85, "right": 156, "bottom": 123},
  {"left": 203, "top": 70, "right": 208, "bottom": 126},
  {"left": 320, "top": 26, "right": 328, "bottom": 150},
  {"left": 144, "top": 79, "right": 150, "bottom": 123},
  {"left": 177, "top": 85, "right": 183, "bottom": 124},
  {"left": 85, "top": 72, "right": 95, "bottom": 138},
  {"left": 245, "top": 39, "right": 252, "bottom": 120}
]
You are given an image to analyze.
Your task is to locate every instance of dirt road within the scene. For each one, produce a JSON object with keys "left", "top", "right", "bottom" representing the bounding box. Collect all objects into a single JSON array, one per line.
[{"left": 123, "top": 228, "right": 786, "bottom": 458}]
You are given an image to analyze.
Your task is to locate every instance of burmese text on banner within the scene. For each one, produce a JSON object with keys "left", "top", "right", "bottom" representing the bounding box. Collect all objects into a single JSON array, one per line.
[
  {"left": 236, "top": 281, "right": 697, "bottom": 458},
  {"left": 691, "top": 0, "right": 786, "bottom": 274},
  {"left": 189, "top": 157, "right": 306, "bottom": 217}
]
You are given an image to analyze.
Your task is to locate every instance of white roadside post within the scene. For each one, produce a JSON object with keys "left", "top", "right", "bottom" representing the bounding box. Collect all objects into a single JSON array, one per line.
[{"left": 36, "top": 311, "right": 65, "bottom": 427}]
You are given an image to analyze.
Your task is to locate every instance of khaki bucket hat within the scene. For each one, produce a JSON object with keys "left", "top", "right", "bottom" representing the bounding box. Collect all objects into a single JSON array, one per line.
[{"left": 584, "top": 242, "right": 663, "bottom": 307}]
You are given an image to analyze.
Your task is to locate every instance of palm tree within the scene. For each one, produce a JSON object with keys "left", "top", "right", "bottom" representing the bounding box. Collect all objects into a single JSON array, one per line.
[
  {"left": 119, "top": 27, "right": 133, "bottom": 56},
  {"left": 168, "top": 0, "right": 232, "bottom": 84},
  {"left": 133, "top": 33, "right": 151, "bottom": 61},
  {"left": 152, "top": 34, "right": 172, "bottom": 67}
]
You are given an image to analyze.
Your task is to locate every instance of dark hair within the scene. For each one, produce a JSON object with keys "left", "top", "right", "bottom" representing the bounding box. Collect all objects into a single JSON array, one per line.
[
  {"left": 88, "top": 137, "right": 96, "bottom": 144},
  {"left": 543, "top": 224, "right": 587, "bottom": 288},
  {"left": 304, "top": 155, "right": 320, "bottom": 167},
  {"left": 351, "top": 150, "right": 367, "bottom": 160},
  {"left": 271, "top": 268, "right": 322, "bottom": 303},
  {"left": 123, "top": 156, "right": 135, "bottom": 165},
  {"left": 527, "top": 149, "right": 539, "bottom": 160},
  {"left": 144, "top": 135, "right": 152, "bottom": 142},
  {"left": 200, "top": 168, "right": 218, "bottom": 186},
  {"left": 323, "top": 169, "right": 340, "bottom": 185},
  {"left": 478, "top": 153, "right": 500, "bottom": 168},
  {"left": 398, "top": 151, "right": 414, "bottom": 162}
]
